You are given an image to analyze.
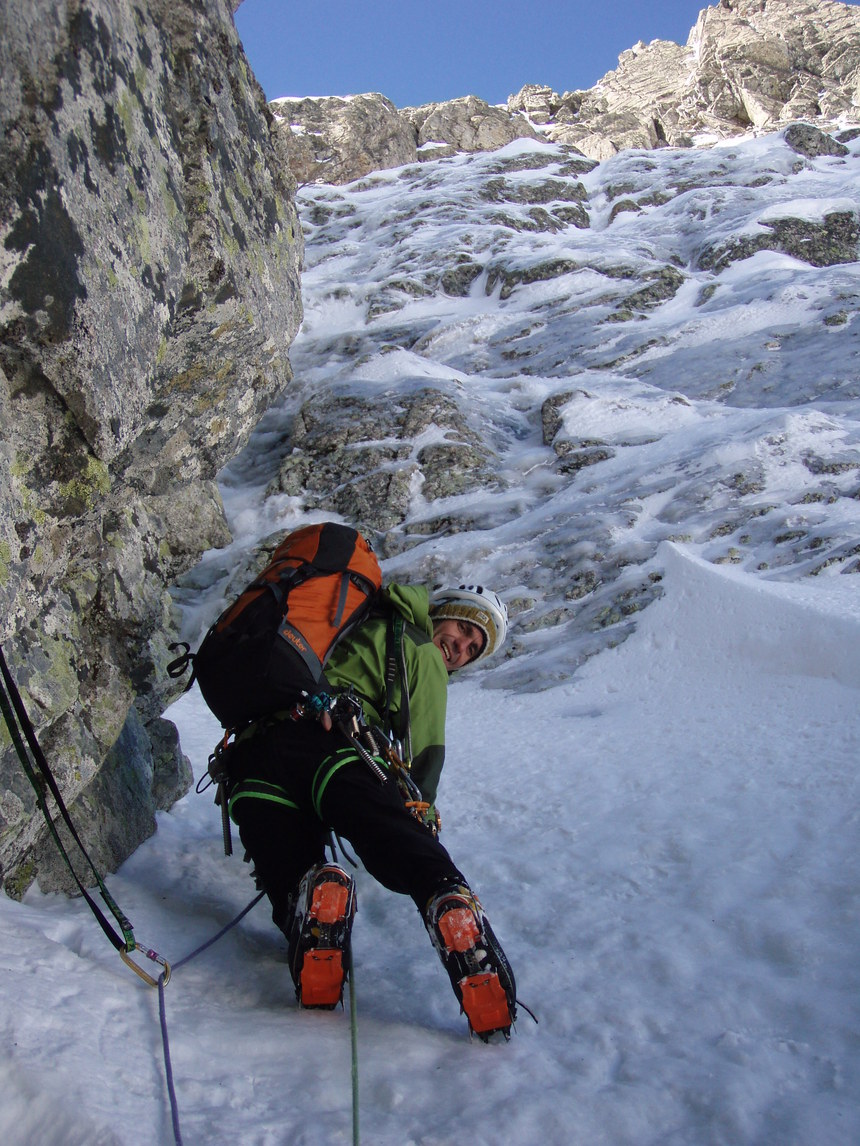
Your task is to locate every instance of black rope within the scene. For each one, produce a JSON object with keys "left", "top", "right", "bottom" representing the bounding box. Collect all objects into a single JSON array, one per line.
[
  {"left": 0, "top": 643, "right": 135, "bottom": 951},
  {"left": 330, "top": 830, "right": 360, "bottom": 870}
]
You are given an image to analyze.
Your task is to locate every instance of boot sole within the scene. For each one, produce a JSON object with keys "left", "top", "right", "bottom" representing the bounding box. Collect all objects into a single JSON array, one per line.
[
  {"left": 437, "top": 905, "right": 481, "bottom": 953},
  {"left": 297, "top": 872, "right": 355, "bottom": 1009},
  {"left": 433, "top": 898, "right": 514, "bottom": 1039},
  {"left": 459, "top": 971, "right": 512, "bottom": 1039}
]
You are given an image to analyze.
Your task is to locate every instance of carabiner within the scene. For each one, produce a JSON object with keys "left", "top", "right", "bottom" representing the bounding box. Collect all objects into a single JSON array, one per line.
[{"left": 120, "top": 942, "right": 172, "bottom": 988}]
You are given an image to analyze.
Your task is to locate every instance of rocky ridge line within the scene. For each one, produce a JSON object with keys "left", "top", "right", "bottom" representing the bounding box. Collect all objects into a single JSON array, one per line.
[{"left": 272, "top": 0, "right": 860, "bottom": 184}]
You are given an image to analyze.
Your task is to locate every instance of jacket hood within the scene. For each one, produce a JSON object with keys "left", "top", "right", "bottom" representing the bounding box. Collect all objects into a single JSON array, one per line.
[{"left": 383, "top": 584, "right": 433, "bottom": 636}]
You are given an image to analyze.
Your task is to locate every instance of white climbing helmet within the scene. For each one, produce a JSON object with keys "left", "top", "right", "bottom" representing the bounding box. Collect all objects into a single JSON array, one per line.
[{"left": 429, "top": 584, "right": 509, "bottom": 662}]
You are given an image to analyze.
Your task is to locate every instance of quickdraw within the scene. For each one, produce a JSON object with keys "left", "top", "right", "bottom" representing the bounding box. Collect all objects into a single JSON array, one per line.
[
  {"left": 0, "top": 643, "right": 170, "bottom": 987},
  {"left": 378, "top": 739, "right": 441, "bottom": 835}
]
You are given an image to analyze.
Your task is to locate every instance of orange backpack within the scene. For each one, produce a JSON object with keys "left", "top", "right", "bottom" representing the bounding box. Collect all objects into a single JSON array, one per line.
[{"left": 180, "top": 522, "right": 382, "bottom": 730}]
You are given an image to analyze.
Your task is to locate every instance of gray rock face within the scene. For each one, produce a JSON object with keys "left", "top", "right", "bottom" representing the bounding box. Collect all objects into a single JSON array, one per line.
[
  {"left": 405, "top": 95, "right": 541, "bottom": 160},
  {"left": 271, "top": 93, "right": 417, "bottom": 185},
  {"left": 272, "top": 91, "right": 543, "bottom": 184},
  {"left": 0, "top": 0, "right": 303, "bottom": 895},
  {"left": 278, "top": 0, "right": 860, "bottom": 182},
  {"left": 523, "top": 0, "right": 860, "bottom": 160},
  {"left": 267, "top": 386, "right": 501, "bottom": 540}
]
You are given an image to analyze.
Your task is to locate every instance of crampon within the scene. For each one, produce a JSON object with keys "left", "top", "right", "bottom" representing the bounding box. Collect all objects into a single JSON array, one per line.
[
  {"left": 424, "top": 883, "right": 517, "bottom": 1041},
  {"left": 287, "top": 863, "right": 357, "bottom": 1009}
]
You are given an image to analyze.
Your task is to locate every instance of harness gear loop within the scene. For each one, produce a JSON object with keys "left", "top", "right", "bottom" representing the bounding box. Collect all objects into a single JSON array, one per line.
[
  {"left": 404, "top": 799, "right": 431, "bottom": 816},
  {"left": 373, "top": 728, "right": 441, "bottom": 835},
  {"left": 205, "top": 732, "right": 235, "bottom": 856}
]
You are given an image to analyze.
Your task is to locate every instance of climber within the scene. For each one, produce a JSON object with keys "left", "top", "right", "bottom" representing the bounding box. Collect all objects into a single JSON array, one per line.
[{"left": 222, "top": 583, "right": 517, "bottom": 1040}]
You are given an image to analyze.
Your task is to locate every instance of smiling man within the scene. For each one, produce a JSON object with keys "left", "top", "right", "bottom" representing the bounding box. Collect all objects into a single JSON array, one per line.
[
  {"left": 430, "top": 586, "right": 501, "bottom": 669},
  {"left": 223, "top": 576, "right": 517, "bottom": 1040}
]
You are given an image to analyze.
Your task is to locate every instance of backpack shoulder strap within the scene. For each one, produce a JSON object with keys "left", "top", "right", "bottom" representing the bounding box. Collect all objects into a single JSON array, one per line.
[{"left": 383, "top": 609, "right": 414, "bottom": 764}]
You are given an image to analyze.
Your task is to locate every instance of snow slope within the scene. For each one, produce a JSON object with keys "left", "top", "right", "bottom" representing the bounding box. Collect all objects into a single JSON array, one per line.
[{"left": 1, "top": 543, "right": 858, "bottom": 1145}]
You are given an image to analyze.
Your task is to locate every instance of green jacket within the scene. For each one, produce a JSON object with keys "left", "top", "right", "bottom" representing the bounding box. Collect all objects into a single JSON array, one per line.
[{"left": 325, "top": 584, "right": 448, "bottom": 804}]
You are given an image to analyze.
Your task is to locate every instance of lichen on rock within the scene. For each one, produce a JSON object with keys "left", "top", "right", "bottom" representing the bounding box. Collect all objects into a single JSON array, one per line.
[{"left": 0, "top": 0, "right": 303, "bottom": 894}]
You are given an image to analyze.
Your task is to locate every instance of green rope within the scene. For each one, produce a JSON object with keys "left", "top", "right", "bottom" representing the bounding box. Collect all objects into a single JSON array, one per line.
[{"left": 348, "top": 943, "right": 360, "bottom": 1146}]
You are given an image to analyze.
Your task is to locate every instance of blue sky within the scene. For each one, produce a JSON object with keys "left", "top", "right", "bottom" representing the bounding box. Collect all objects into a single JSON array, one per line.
[{"left": 233, "top": 0, "right": 778, "bottom": 108}]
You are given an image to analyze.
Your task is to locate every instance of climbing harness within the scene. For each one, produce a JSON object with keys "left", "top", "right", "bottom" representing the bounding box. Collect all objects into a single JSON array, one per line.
[
  {"left": 329, "top": 690, "right": 389, "bottom": 784},
  {"left": 372, "top": 727, "right": 441, "bottom": 834},
  {"left": 315, "top": 686, "right": 439, "bottom": 834},
  {"left": 0, "top": 643, "right": 169, "bottom": 985}
]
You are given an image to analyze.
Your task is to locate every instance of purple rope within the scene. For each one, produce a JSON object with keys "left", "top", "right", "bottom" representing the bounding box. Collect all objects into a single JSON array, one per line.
[{"left": 157, "top": 893, "right": 266, "bottom": 1144}]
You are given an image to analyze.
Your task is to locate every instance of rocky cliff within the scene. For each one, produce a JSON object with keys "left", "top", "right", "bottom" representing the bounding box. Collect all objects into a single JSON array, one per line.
[
  {"left": 273, "top": 0, "right": 860, "bottom": 183},
  {"left": 518, "top": 0, "right": 860, "bottom": 159},
  {"left": 212, "top": 119, "right": 858, "bottom": 699},
  {"left": 0, "top": 0, "right": 303, "bottom": 894}
]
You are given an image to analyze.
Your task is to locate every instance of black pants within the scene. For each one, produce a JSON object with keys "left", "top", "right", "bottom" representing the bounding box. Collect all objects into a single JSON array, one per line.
[{"left": 227, "top": 718, "right": 464, "bottom": 930}]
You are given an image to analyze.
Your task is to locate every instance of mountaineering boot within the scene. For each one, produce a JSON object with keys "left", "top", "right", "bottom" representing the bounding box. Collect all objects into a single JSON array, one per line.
[
  {"left": 423, "top": 881, "right": 517, "bottom": 1041},
  {"left": 286, "top": 863, "right": 357, "bottom": 1008}
]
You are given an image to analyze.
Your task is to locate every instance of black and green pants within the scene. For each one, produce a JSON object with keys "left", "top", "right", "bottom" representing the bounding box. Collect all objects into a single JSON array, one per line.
[{"left": 225, "top": 717, "right": 464, "bottom": 931}]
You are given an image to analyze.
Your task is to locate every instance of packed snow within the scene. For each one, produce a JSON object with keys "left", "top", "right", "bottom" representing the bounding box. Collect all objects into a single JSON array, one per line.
[
  {"left": 1, "top": 544, "right": 858, "bottom": 1145},
  {"left": 2, "top": 127, "right": 859, "bottom": 1145}
]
